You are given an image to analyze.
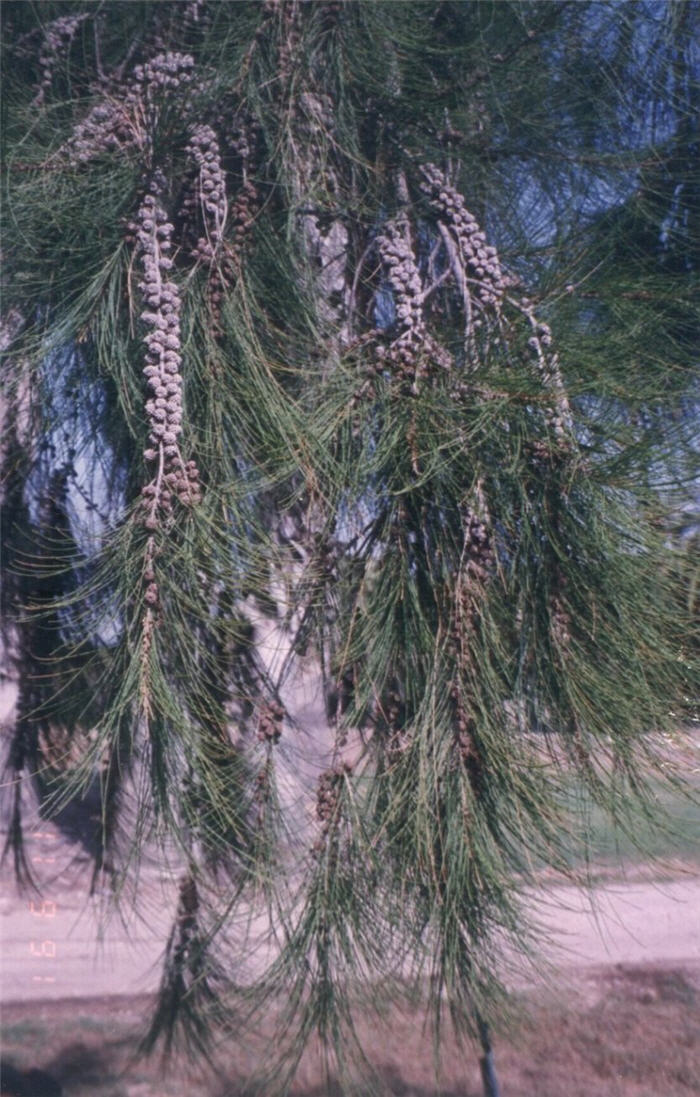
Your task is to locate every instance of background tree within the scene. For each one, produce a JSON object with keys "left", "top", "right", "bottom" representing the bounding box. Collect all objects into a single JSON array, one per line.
[{"left": 2, "top": 2, "right": 698, "bottom": 1092}]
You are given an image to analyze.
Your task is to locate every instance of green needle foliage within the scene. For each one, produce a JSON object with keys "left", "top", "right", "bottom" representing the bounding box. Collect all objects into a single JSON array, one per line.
[{"left": 1, "top": 1, "right": 698, "bottom": 1092}]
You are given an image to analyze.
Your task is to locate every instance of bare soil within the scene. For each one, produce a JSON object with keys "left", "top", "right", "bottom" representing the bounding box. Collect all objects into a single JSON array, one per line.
[
  {"left": 2, "top": 864, "right": 700, "bottom": 1095},
  {"left": 1, "top": 961, "right": 699, "bottom": 1096},
  {"left": 2, "top": 721, "right": 698, "bottom": 1094}
]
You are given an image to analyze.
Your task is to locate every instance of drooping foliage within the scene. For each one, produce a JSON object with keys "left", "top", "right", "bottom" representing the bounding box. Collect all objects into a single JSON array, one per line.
[{"left": 1, "top": 1, "right": 698, "bottom": 1090}]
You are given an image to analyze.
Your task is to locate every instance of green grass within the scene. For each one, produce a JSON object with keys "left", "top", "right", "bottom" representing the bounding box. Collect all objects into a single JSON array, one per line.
[{"left": 555, "top": 775, "right": 700, "bottom": 881}]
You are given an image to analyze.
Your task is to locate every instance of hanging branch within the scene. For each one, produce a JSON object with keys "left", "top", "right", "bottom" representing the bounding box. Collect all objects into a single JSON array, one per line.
[
  {"left": 2, "top": 4, "right": 697, "bottom": 1095},
  {"left": 33, "top": 12, "right": 88, "bottom": 107}
]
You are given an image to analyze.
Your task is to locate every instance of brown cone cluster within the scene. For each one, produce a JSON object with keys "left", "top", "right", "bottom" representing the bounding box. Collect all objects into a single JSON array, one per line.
[
  {"left": 132, "top": 51, "right": 196, "bottom": 96},
  {"left": 186, "top": 124, "right": 228, "bottom": 258},
  {"left": 448, "top": 494, "right": 494, "bottom": 767},
  {"left": 419, "top": 163, "right": 510, "bottom": 309},
  {"left": 274, "top": 1, "right": 302, "bottom": 90},
  {"left": 375, "top": 220, "right": 452, "bottom": 392},
  {"left": 316, "top": 769, "right": 341, "bottom": 828},
  {"left": 256, "top": 699, "right": 284, "bottom": 744},
  {"left": 61, "top": 52, "right": 195, "bottom": 166},
  {"left": 229, "top": 178, "right": 259, "bottom": 255},
  {"left": 34, "top": 14, "right": 87, "bottom": 106},
  {"left": 67, "top": 99, "right": 137, "bottom": 165},
  {"left": 421, "top": 164, "right": 571, "bottom": 440},
  {"left": 136, "top": 183, "right": 201, "bottom": 552},
  {"left": 181, "top": 120, "right": 259, "bottom": 329},
  {"left": 313, "top": 764, "right": 350, "bottom": 851},
  {"left": 460, "top": 503, "right": 494, "bottom": 586},
  {"left": 253, "top": 759, "right": 273, "bottom": 829},
  {"left": 449, "top": 506, "right": 493, "bottom": 659},
  {"left": 516, "top": 299, "right": 572, "bottom": 441}
]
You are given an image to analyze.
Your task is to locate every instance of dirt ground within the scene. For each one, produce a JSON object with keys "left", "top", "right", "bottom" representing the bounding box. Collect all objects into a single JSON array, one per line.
[
  {"left": 2, "top": 864, "right": 700, "bottom": 1096},
  {"left": 2, "top": 719, "right": 699, "bottom": 1095},
  {"left": 1, "top": 960, "right": 700, "bottom": 1096}
]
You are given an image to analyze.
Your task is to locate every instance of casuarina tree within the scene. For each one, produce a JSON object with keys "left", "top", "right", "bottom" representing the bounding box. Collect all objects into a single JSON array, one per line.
[{"left": 2, "top": 2, "right": 698, "bottom": 1093}]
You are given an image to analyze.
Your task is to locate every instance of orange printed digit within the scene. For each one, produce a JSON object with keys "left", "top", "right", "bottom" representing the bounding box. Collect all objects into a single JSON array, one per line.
[
  {"left": 28, "top": 900, "right": 57, "bottom": 918},
  {"left": 29, "top": 940, "right": 57, "bottom": 958}
]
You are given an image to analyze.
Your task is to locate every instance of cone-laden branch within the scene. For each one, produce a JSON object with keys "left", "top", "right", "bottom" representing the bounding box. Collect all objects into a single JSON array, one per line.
[{"left": 2, "top": 4, "right": 697, "bottom": 1095}]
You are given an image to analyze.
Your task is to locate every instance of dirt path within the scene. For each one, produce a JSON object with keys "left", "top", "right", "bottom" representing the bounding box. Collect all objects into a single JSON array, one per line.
[
  {"left": 2, "top": 834, "right": 699, "bottom": 1005},
  {"left": 535, "top": 872, "right": 700, "bottom": 971},
  {"left": 2, "top": 825, "right": 699, "bottom": 1097}
]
